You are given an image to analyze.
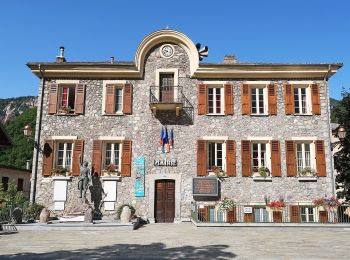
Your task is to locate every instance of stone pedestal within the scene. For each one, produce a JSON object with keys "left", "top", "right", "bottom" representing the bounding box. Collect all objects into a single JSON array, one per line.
[
  {"left": 84, "top": 207, "right": 93, "bottom": 223},
  {"left": 53, "top": 176, "right": 72, "bottom": 210},
  {"left": 120, "top": 206, "right": 131, "bottom": 224},
  {"left": 39, "top": 208, "right": 50, "bottom": 223},
  {"left": 102, "top": 176, "right": 121, "bottom": 211}
]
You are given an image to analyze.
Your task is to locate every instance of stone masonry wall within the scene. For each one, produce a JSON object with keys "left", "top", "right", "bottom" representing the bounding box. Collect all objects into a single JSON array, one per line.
[{"left": 33, "top": 43, "right": 333, "bottom": 220}]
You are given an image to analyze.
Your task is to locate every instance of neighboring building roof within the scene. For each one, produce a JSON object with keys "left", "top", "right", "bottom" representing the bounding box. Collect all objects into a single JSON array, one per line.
[
  {"left": 26, "top": 29, "right": 343, "bottom": 80},
  {"left": 0, "top": 165, "right": 31, "bottom": 173},
  {"left": 0, "top": 123, "right": 13, "bottom": 147}
]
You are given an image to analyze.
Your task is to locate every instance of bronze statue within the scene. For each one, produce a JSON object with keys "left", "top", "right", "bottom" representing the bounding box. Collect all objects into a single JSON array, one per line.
[{"left": 78, "top": 155, "right": 91, "bottom": 198}]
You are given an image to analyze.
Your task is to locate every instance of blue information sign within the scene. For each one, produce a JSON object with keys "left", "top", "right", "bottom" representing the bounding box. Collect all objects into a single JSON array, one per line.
[{"left": 134, "top": 156, "right": 145, "bottom": 197}]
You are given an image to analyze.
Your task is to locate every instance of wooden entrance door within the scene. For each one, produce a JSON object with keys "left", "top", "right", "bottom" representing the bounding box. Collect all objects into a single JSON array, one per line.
[
  {"left": 155, "top": 180, "right": 175, "bottom": 223},
  {"left": 159, "top": 74, "right": 174, "bottom": 103}
]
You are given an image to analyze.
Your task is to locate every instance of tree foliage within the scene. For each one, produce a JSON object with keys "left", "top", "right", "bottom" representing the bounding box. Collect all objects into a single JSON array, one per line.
[
  {"left": 334, "top": 90, "right": 350, "bottom": 201},
  {"left": 0, "top": 107, "right": 37, "bottom": 169}
]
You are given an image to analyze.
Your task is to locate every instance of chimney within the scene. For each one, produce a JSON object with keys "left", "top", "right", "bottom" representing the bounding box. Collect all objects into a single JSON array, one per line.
[
  {"left": 223, "top": 55, "right": 237, "bottom": 64},
  {"left": 110, "top": 56, "right": 115, "bottom": 63},
  {"left": 56, "top": 46, "right": 66, "bottom": 63}
]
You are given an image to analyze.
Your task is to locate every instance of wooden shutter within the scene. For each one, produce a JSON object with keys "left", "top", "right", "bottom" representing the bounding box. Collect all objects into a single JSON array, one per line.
[
  {"left": 42, "top": 140, "right": 54, "bottom": 176},
  {"left": 319, "top": 210, "right": 328, "bottom": 223},
  {"left": 48, "top": 84, "right": 58, "bottom": 114},
  {"left": 311, "top": 84, "right": 321, "bottom": 115},
  {"left": 290, "top": 205, "right": 300, "bottom": 223},
  {"left": 198, "top": 84, "right": 207, "bottom": 115},
  {"left": 241, "top": 140, "right": 251, "bottom": 177},
  {"left": 224, "top": 84, "right": 234, "bottom": 115},
  {"left": 244, "top": 209, "right": 254, "bottom": 223},
  {"left": 268, "top": 84, "right": 277, "bottom": 115},
  {"left": 72, "top": 139, "right": 84, "bottom": 176},
  {"left": 74, "top": 84, "right": 85, "bottom": 114},
  {"left": 121, "top": 140, "right": 132, "bottom": 177},
  {"left": 92, "top": 140, "right": 102, "bottom": 176},
  {"left": 123, "top": 83, "right": 133, "bottom": 114},
  {"left": 284, "top": 84, "right": 294, "bottom": 115},
  {"left": 273, "top": 211, "right": 282, "bottom": 223},
  {"left": 105, "top": 84, "right": 115, "bottom": 114},
  {"left": 198, "top": 207, "right": 208, "bottom": 222},
  {"left": 286, "top": 140, "right": 297, "bottom": 177},
  {"left": 226, "top": 140, "right": 236, "bottom": 177},
  {"left": 197, "top": 140, "right": 207, "bottom": 176},
  {"left": 241, "top": 84, "right": 250, "bottom": 115},
  {"left": 315, "top": 140, "right": 326, "bottom": 177},
  {"left": 227, "top": 207, "right": 236, "bottom": 223},
  {"left": 271, "top": 140, "right": 281, "bottom": 177}
]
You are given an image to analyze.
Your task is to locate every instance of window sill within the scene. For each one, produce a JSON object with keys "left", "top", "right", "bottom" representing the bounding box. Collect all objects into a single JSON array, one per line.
[
  {"left": 55, "top": 113, "right": 79, "bottom": 116},
  {"left": 250, "top": 114, "right": 269, "bottom": 117},
  {"left": 103, "top": 112, "right": 125, "bottom": 116},
  {"left": 206, "top": 113, "right": 225, "bottom": 116},
  {"left": 298, "top": 176, "right": 317, "bottom": 182},
  {"left": 101, "top": 176, "right": 122, "bottom": 181},
  {"left": 292, "top": 113, "right": 313, "bottom": 116},
  {"left": 51, "top": 176, "right": 73, "bottom": 181},
  {"left": 252, "top": 176, "right": 272, "bottom": 182}
]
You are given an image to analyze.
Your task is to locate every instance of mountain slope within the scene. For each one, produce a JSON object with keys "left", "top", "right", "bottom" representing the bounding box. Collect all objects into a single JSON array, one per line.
[{"left": 0, "top": 96, "right": 37, "bottom": 123}]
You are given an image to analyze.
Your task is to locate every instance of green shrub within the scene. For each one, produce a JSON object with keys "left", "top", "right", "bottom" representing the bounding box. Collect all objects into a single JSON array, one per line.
[
  {"left": 24, "top": 203, "right": 45, "bottom": 220},
  {"left": 116, "top": 204, "right": 135, "bottom": 219}
]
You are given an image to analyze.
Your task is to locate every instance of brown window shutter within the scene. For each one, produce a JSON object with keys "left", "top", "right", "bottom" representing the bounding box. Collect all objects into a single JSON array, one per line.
[
  {"left": 198, "top": 84, "right": 207, "bottom": 115},
  {"left": 315, "top": 140, "right": 326, "bottom": 177},
  {"left": 72, "top": 139, "right": 84, "bottom": 176},
  {"left": 286, "top": 140, "right": 297, "bottom": 177},
  {"left": 244, "top": 208, "right": 254, "bottom": 223},
  {"left": 241, "top": 140, "right": 251, "bottom": 177},
  {"left": 123, "top": 83, "right": 133, "bottom": 114},
  {"left": 227, "top": 206, "right": 236, "bottom": 223},
  {"left": 92, "top": 140, "right": 102, "bottom": 176},
  {"left": 271, "top": 140, "right": 281, "bottom": 177},
  {"left": 42, "top": 140, "right": 54, "bottom": 176},
  {"left": 284, "top": 84, "right": 294, "bottom": 115},
  {"left": 311, "top": 84, "right": 321, "bottom": 115},
  {"left": 121, "top": 140, "right": 132, "bottom": 177},
  {"left": 268, "top": 84, "right": 277, "bottom": 115},
  {"left": 290, "top": 205, "right": 300, "bottom": 223},
  {"left": 241, "top": 84, "right": 250, "bottom": 115},
  {"left": 197, "top": 140, "right": 207, "bottom": 176},
  {"left": 273, "top": 211, "right": 282, "bottom": 223},
  {"left": 319, "top": 210, "right": 328, "bottom": 223},
  {"left": 105, "top": 84, "right": 115, "bottom": 114},
  {"left": 224, "top": 84, "right": 234, "bottom": 115},
  {"left": 226, "top": 140, "right": 236, "bottom": 177},
  {"left": 198, "top": 207, "right": 208, "bottom": 222},
  {"left": 74, "top": 84, "right": 85, "bottom": 114},
  {"left": 48, "top": 84, "right": 58, "bottom": 114}
]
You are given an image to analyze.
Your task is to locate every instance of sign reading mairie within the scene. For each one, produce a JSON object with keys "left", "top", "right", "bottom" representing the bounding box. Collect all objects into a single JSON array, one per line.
[{"left": 154, "top": 159, "right": 177, "bottom": 167}]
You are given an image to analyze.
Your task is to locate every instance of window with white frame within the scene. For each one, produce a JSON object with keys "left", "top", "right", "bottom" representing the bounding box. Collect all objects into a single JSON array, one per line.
[
  {"left": 300, "top": 206, "right": 315, "bottom": 223},
  {"left": 254, "top": 207, "right": 270, "bottom": 222},
  {"left": 207, "top": 142, "right": 224, "bottom": 171},
  {"left": 294, "top": 86, "right": 311, "bottom": 114},
  {"left": 207, "top": 87, "right": 223, "bottom": 114},
  {"left": 296, "top": 143, "right": 312, "bottom": 172},
  {"left": 251, "top": 87, "right": 267, "bottom": 115},
  {"left": 252, "top": 142, "right": 267, "bottom": 173},
  {"left": 114, "top": 87, "right": 123, "bottom": 113},
  {"left": 59, "top": 85, "right": 75, "bottom": 112},
  {"left": 103, "top": 142, "right": 121, "bottom": 172},
  {"left": 56, "top": 141, "right": 73, "bottom": 171}
]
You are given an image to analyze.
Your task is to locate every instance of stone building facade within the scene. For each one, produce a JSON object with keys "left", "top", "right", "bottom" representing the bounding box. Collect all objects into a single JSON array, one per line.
[{"left": 27, "top": 30, "right": 342, "bottom": 223}]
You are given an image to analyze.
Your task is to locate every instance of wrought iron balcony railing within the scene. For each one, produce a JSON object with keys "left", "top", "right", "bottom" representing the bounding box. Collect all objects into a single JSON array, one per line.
[{"left": 149, "top": 86, "right": 184, "bottom": 104}]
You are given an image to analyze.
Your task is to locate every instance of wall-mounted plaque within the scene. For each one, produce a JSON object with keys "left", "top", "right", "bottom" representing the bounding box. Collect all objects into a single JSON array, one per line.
[
  {"left": 192, "top": 177, "right": 218, "bottom": 197},
  {"left": 243, "top": 207, "right": 253, "bottom": 214}
]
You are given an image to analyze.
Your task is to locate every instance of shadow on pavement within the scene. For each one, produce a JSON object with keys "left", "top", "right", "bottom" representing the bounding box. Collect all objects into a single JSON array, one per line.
[{"left": 1, "top": 242, "right": 235, "bottom": 259}]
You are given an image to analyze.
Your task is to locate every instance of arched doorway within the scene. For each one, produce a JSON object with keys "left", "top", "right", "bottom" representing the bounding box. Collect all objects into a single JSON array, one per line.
[{"left": 155, "top": 179, "right": 175, "bottom": 223}]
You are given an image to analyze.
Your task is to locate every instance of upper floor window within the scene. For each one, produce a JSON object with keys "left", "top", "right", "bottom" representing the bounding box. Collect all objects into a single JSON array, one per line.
[
  {"left": 208, "top": 142, "right": 224, "bottom": 171},
  {"left": 242, "top": 83, "right": 276, "bottom": 116},
  {"left": 252, "top": 142, "right": 267, "bottom": 173},
  {"left": 48, "top": 83, "right": 85, "bottom": 115},
  {"left": 296, "top": 142, "right": 312, "bottom": 173},
  {"left": 293, "top": 87, "right": 310, "bottom": 114},
  {"left": 251, "top": 87, "right": 267, "bottom": 115},
  {"left": 104, "top": 83, "right": 132, "bottom": 115},
  {"left": 208, "top": 87, "right": 223, "bottom": 114},
  {"left": 285, "top": 83, "right": 320, "bottom": 115}
]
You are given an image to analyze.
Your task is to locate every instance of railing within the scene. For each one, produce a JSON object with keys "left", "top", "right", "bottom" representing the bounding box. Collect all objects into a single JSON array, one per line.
[
  {"left": 191, "top": 202, "right": 350, "bottom": 224},
  {"left": 149, "top": 86, "right": 184, "bottom": 104}
]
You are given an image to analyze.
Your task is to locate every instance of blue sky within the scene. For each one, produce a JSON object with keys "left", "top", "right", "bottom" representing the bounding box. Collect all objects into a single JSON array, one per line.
[{"left": 0, "top": 0, "right": 349, "bottom": 99}]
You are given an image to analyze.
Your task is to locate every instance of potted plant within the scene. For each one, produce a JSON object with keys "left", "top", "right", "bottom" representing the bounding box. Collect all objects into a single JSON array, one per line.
[
  {"left": 258, "top": 167, "right": 270, "bottom": 177},
  {"left": 103, "top": 163, "right": 119, "bottom": 176},
  {"left": 298, "top": 167, "right": 316, "bottom": 177},
  {"left": 59, "top": 106, "right": 71, "bottom": 114},
  {"left": 313, "top": 196, "right": 341, "bottom": 212},
  {"left": 266, "top": 200, "right": 286, "bottom": 212},
  {"left": 218, "top": 198, "right": 235, "bottom": 212},
  {"left": 51, "top": 166, "right": 69, "bottom": 176},
  {"left": 211, "top": 165, "right": 226, "bottom": 177}
]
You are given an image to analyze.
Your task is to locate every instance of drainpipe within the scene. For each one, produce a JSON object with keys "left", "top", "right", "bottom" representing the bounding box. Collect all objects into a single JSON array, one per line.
[
  {"left": 30, "top": 64, "right": 45, "bottom": 203},
  {"left": 324, "top": 64, "right": 335, "bottom": 196}
]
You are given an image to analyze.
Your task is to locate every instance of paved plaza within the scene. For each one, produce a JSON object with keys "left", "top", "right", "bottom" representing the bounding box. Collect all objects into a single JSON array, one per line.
[{"left": 0, "top": 223, "right": 349, "bottom": 259}]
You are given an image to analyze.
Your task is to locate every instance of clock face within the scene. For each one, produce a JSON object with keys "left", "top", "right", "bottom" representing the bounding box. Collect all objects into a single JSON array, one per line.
[{"left": 161, "top": 45, "right": 174, "bottom": 58}]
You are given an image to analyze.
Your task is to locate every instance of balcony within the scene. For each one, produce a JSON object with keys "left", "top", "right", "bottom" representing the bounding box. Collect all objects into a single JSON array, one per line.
[{"left": 149, "top": 86, "right": 184, "bottom": 116}]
